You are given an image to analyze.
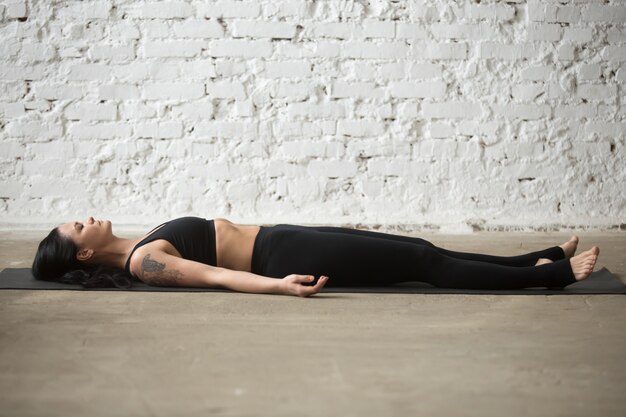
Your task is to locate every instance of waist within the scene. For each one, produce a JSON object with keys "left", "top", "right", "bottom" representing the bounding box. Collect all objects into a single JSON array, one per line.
[
  {"left": 251, "top": 226, "right": 273, "bottom": 275},
  {"left": 215, "top": 219, "right": 261, "bottom": 271}
]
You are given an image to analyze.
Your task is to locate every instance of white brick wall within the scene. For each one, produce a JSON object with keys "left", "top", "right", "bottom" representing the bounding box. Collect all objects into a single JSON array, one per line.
[{"left": 0, "top": 0, "right": 625, "bottom": 232}]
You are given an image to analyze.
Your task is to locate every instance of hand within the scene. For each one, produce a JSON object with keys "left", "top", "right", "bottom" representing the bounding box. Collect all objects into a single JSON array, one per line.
[{"left": 280, "top": 274, "right": 329, "bottom": 297}]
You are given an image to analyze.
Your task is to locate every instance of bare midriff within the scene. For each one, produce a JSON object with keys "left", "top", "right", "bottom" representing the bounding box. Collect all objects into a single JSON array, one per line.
[{"left": 214, "top": 218, "right": 261, "bottom": 272}]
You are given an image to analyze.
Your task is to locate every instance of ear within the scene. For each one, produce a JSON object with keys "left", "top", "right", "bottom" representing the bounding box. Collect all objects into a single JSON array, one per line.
[{"left": 76, "top": 248, "right": 93, "bottom": 262}]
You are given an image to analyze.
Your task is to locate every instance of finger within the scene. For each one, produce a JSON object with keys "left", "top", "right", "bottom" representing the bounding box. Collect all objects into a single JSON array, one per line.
[
  {"left": 302, "top": 286, "right": 321, "bottom": 297},
  {"left": 297, "top": 275, "right": 317, "bottom": 285},
  {"left": 298, "top": 277, "right": 323, "bottom": 296},
  {"left": 307, "top": 276, "right": 328, "bottom": 295},
  {"left": 314, "top": 276, "right": 328, "bottom": 289},
  {"left": 296, "top": 275, "right": 314, "bottom": 284}
]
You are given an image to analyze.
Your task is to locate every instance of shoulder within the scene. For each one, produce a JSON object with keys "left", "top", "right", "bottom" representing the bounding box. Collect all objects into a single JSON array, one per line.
[
  {"left": 128, "top": 246, "right": 150, "bottom": 279},
  {"left": 128, "top": 242, "right": 178, "bottom": 279}
]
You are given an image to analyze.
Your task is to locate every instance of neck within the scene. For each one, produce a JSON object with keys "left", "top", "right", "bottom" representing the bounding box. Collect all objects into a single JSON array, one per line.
[{"left": 86, "top": 235, "right": 144, "bottom": 271}]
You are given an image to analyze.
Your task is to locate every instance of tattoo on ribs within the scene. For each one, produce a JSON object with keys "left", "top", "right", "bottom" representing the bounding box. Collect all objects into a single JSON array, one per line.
[{"left": 141, "top": 254, "right": 184, "bottom": 286}]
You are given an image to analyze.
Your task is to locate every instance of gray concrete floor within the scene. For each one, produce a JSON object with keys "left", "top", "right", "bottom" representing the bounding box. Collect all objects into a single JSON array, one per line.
[{"left": 0, "top": 230, "right": 625, "bottom": 417}]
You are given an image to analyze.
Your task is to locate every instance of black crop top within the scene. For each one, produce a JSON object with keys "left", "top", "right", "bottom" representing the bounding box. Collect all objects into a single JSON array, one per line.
[{"left": 124, "top": 217, "right": 217, "bottom": 278}]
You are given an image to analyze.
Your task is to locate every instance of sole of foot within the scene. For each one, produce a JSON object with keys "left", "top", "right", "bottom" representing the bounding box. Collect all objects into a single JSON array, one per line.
[
  {"left": 559, "top": 235, "right": 579, "bottom": 258},
  {"left": 570, "top": 246, "right": 600, "bottom": 281}
]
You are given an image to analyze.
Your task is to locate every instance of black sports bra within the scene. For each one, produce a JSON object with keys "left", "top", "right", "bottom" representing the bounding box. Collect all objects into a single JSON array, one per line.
[{"left": 124, "top": 217, "right": 217, "bottom": 278}]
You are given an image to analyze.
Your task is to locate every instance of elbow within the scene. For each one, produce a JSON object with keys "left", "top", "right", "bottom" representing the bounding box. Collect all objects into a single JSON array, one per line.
[{"left": 206, "top": 266, "right": 229, "bottom": 288}]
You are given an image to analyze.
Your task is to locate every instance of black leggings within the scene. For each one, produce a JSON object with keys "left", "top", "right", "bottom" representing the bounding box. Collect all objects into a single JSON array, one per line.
[{"left": 250, "top": 224, "right": 577, "bottom": 290}]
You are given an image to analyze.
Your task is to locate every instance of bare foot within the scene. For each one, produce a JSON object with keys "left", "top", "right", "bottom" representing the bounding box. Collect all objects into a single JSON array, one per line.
[
  {"left": 569, "top": 246, "right": 600, "bottom": 281},
  {"left": 559, "top": 235, "right": 579, "bottom": 258}
]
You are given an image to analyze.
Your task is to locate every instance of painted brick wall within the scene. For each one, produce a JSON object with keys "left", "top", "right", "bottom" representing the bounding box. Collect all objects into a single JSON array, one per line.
[{"left": 0, "top": 0, "right": 624, "bottom": 232}]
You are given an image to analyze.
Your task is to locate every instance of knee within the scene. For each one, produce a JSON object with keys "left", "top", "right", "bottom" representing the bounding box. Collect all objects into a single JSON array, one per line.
[
  {"left": 412, "top": 238, "right": 436, "bottom": 248},
  {"left": 421, "top": 240, "right": 436, "bottom": 248},
  {"left": 413, "top": 244, "right": 443, "bottom": 263}
]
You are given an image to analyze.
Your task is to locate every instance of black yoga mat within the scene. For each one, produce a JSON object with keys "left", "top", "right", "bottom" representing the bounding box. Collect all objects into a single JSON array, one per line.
[{"left": 0, "top": 267, "right": 624, "bottom": 295}]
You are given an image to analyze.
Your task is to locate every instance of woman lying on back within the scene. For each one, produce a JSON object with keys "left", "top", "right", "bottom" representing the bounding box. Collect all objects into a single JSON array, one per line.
[{"left": 32, "top": 216, "right": 599, "bottom": 297}]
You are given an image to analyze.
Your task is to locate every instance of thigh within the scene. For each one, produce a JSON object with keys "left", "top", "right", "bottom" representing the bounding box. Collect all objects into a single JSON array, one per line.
[
  {"left": 263, "top": 227, "right": 427, "bottom": 286},
  {"left": 274, "top": 223, "right": 436, "bottom": 248}
]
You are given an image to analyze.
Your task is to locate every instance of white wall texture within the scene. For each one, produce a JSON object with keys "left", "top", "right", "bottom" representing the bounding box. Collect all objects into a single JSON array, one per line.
[{"left": 0, "top": 0, "right": 625, "bottom": 232}]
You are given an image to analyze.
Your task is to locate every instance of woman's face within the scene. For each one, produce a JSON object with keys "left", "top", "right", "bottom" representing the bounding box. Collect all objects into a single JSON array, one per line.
[{"left": 57, "top": 216, "right": 113, "bottom": 260}]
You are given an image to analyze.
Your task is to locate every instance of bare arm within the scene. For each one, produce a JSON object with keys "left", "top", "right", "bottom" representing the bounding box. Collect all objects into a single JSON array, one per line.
[
  {"left": 132, "top": 249, "right": 328, "bottom": 297},
  {"left": 215, "top": 269, "right": 329, "bottom": 297}
]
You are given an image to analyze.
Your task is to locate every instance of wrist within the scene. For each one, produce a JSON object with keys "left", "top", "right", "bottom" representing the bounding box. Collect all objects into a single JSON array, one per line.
[{"left": 274, "top": 277, "right": 286, "bottom": 295}]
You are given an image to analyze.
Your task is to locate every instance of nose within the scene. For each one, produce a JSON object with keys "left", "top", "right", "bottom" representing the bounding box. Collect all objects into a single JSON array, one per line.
[{"left": 88, "top": 216, "right": 95, "bottom": 224}]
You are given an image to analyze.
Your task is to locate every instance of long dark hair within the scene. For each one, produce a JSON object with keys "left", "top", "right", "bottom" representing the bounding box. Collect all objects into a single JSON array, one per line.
[{"left": 32, "top": 227, "right": 135, "bottom": 289}]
